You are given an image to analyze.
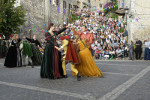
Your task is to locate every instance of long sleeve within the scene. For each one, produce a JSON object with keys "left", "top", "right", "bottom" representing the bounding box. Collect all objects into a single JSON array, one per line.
[
  {"left": 72, "top": 28, "right": 77, "bottom": 35},
  {"left": 54, "top": 27, "right": 67, "bottom": 35},
  {"left": 72, "top": 28, "right": 94, "bottom": 45},
  {"left": 26, "top": 37, "right": 32, "bottom": 42},
  {"left": 72, "top": 28, "right": 82, "bottom": 37},
  {"left": 20, "top": 43, "right": 23, "bottom": 50},
  {"left": 36, "top": 40, "right": 42, "bottom": 48},
  {"left": 11, "top": 40, "right": 16, "bottom": 46},
  {"left": 131, "top": 43, "right": 133, "bottom": 48},
  {"left": 62, "top": 40, "right": 69, "bottom": 48},
  {"left": 18, "top": 38, "right": 21, "bottom": 43},
  {"left": 86, "top": 33, "right": 94, "bottom": 45},
  {"left": 129, "top": 44, "right": 133, "bottom": 49}
]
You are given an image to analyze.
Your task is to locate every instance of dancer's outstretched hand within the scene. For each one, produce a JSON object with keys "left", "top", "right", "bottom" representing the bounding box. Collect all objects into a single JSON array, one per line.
[{"left": 66, "top": 24, "right": 71, "bottom": 28}]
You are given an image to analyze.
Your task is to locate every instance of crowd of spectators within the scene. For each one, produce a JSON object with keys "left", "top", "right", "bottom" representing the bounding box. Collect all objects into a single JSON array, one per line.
[
  {"left": 63, "top": 11, "right": 129, "bottom": 60},
  {"left": 39, "top": 10, "right": 150, "bottom": 60}
]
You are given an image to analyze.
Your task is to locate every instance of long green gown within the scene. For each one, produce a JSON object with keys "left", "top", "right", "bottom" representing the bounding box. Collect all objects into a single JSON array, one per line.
[{"left": 40, "top": 27, "right": 66, "bottom": 79}]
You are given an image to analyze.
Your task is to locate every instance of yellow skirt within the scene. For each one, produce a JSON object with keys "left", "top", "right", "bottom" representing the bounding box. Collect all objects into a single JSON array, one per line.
[{"left": 75, "top": 48, "right": 103, "bottom": 77}]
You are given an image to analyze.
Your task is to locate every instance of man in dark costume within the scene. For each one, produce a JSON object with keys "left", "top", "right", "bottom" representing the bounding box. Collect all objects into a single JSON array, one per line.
[
  {"left": 55, "top": 35, "right": 81, "bottom": 81},
  {"left": 135, "top": 38, "right": 142, "bottom": 60}
]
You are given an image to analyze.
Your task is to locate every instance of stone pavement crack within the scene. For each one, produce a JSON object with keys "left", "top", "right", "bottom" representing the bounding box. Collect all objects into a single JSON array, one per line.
[
  {"left": 98, "top": 66, "right": 150, "bottom": 100},
  {"left": 0, "top": 81, "right": 95, "bottom": 100}
]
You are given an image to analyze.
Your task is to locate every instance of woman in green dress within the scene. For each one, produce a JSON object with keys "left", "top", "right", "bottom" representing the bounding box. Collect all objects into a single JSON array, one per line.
[
  {"left": 25, "top": 35, "right": 42, "bottom": 66},
  {"left": 20, "top": 37, "right": 33, "bottom": 66},
  {"left": 40, "top": 23, "right": 69, "bottom": 79}
]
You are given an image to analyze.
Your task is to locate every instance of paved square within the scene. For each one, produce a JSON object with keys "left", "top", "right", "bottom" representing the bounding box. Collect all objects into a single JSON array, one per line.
[{"left": 0, "top": 59, "right": 150, "bottom": 100}]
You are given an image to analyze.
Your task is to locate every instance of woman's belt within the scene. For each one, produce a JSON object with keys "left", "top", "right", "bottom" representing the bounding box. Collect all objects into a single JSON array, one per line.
[{"left": 46, "top": 43, "right": 56, "bottom": 46}]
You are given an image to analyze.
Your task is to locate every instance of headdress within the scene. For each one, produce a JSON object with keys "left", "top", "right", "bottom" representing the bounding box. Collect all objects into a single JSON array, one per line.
[{"left": 60, "top": 35, "right": 69, "bottom": 40}]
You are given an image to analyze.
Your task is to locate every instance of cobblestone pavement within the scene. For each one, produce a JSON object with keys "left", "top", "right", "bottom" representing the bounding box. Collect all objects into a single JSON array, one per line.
[{"left": 0, "top": 59, "right": 150, "bottom": 100}]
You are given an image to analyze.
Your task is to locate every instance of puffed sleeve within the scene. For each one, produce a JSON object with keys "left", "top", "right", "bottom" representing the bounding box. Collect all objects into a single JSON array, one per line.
[
  {"left": 72, "top": 28, "right": 82, "bottom": 37},
  {"left": 62, "top": 39, "right": 69, "bottom": 48},
  {"left": 86, "top": 33, "right": 94, "bottom": 45}
]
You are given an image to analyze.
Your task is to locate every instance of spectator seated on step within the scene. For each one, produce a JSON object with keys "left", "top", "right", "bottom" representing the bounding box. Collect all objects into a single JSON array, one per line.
[
  {"left": 104, "top": 49, "right": 109, "bottom": 60},
  {"left": 115, "top": 47, "right": 123, "bottom": 58}
]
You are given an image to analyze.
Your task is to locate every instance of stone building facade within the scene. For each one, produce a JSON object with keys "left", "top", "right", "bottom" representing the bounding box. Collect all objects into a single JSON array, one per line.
[
  {"left": 90, "top": 0, "right": 104, "bottom": 9},
  {"left": 18, "top": 0, "right": 115, "bottom": 39},
  {"left": 77, "top": 0, "right": 89, "bottom": 10},
  {"left": 19, "top": 0, "right": 77, "bottom": 39},
  {"left": 119, "top": 0, "right": 150, "bottom": 42},
  {"left": 76, "top": 0, "right": 105, "bottom": 12},
  {"left": 45, "top": 0, "right": 78, "bottom": 25}
]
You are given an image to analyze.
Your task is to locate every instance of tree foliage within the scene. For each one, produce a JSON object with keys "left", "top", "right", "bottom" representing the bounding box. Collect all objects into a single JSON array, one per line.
[
  {"left": 118, "top": 27, "right": 125, "bottom": 33},
  {"left": 0, "top": 0, "right": 26, "bottom": 36},
  {"left": 106, "top": 12, "right": 118, "bottom": 19},
  {"left": 68, "top": 13, "right": 80, "bottom": 23}
]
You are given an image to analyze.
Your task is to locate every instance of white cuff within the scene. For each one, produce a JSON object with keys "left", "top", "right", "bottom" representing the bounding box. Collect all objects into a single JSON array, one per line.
[{"left": 61, "top": 46, "right": 64, "bottom": 49}]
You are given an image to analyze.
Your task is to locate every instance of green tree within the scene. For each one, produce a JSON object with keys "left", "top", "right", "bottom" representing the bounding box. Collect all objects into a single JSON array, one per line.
[{"left": 0, "top": 0, "right": 26, "bottom": 37}]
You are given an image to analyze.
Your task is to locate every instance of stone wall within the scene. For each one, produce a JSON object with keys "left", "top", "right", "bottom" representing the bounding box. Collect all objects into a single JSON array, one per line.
[
  {"left": 20, "top": 0, "right": 77, "bottom": 39},
  {"left": 90, "top": 0, "right": 101, "bottom": 9},
  {"left": 20, "top": 0, "right": 45, "bottom": 39},
  {"left": 47, "top": 0, "right": 77, "bottom": 25},
  {"left": 127, "top": 0, "right": 150, "bottom": 42},
  {"left": 77, "top": 0, "right": 89, "bottom": 10},
  {"left": 99, "top": 0, "right": 109, "bottom": 8}
]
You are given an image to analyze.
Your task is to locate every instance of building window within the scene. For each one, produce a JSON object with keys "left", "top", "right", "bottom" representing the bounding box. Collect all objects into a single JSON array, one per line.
[
  {"left": 99, "top": 4, "right": 102, "bottom": 8},
  {"left": 56, "top": 0, "right": 59, "bottom": 6},
  {"left": 63, "top": 1, "right": 66, "bottom": 9},
  {"left": 69, "top": 4, "right": 72, "bottom": 10},
  {"left": 119, "top": 0, "right": 124, "bottom": 8},
  {"left": 73, "top": 5, "right": 76, "bottom": 9}
]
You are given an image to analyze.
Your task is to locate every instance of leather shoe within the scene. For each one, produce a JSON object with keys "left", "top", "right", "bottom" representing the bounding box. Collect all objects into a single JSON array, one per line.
[
  {"left": 63, "top": 75, "right": 68, "bottom": 78},
  {"left": 77, "top": 73, "right": 81, "bottom": 81}
]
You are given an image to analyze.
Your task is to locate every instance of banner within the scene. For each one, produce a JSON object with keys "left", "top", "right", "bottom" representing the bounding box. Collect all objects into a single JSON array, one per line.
[{"left": 52, "top": 0, "right": 56, "bottom": 5}]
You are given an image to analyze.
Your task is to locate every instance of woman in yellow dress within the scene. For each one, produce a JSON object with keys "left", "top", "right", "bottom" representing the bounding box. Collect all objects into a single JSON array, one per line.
[{"left": 74, "top": 35, "right": 103, "bottom": 77}]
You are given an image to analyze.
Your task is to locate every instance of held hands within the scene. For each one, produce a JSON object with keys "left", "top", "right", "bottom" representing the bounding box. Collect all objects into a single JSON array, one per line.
[
  {"left": 54, "top": 46, "right": 62, "bottom": 51},
  {"left": 23, "top": 36, "right": 26, "bottom": 39}
]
